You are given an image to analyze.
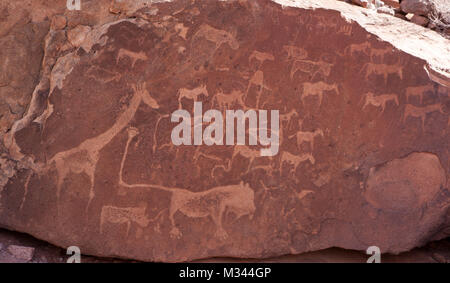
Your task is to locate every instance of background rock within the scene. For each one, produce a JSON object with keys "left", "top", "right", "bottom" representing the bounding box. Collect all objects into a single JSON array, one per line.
[
  {"left": 6, "top": 245, "right": 34, "bottom": 261},
  {"left": 401, "top": 0, "right": 432, "bottom": 16},
  {"left": 0, "top": 0, "right": 449, "bottom": 262}
]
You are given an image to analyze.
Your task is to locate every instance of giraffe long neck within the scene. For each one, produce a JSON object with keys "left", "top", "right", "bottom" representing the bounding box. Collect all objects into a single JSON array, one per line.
[{"left": 81, "top": 92, "right": 142, "bottom": 151}]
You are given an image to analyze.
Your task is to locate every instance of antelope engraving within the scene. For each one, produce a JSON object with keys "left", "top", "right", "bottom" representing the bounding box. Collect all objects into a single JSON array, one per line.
[
  {"left": 249, "top": 50, "right": 274, "bottom": 67},
  {"left": 193, "top": 24, "right": 239, "bottom": 50},
  {"left": 212, "top": 89, "right": 245, "bottom": 110},
  {"left": 344, "top": 42, "right": 371, "bottom": 56},
  {"left": 116, "top": 49, "right": 148, "bottom": 68},
  {"left": 364, "top": 63, "right": 403, "bottom": 82},
  {"left": 301, "top": 82, "right": 339, "bottom": 106},
  {"left": 405, "top": 85, "right": 434, "bottom": 104},
  {"left": 119, "top": 127, "right": 256, "bottom": 239},
  {"left": 370, "top": 48, "right": 392, "bottom": 61},
  {"left": 289, "top": 129, "right": 324, "bottom": 151},
  {"left": 177, "top": 85, "right": 209, "bottom": 109},
  {"left": 280, "top": 109, "right": 299, "bottom": 129},
  {"left": 345, "top": 43, "right": 391, "bottom": 60},
  {"left": 403, "top": 104, "right": 444, "bottom": 130},
  {"left": 362, "top": 92, "right": 399, "bottom": 113},
  {"left": 279, "top": 151, "right": 315, "bottom": 174},
  {"left": 291, "top": 59, "right": 332, "bottom": 79}
]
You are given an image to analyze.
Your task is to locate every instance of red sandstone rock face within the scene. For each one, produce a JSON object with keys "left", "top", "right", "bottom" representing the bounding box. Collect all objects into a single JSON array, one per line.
[{"left": 0, "top": 0, "right": 449, "bottom": 262}]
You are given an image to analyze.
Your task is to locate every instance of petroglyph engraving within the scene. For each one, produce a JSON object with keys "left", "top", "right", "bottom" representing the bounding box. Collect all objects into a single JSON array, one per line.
[
  {"left": 280, "top": 151, "right": 315, "bottom": 174},
  {"left": 193, "top": 24, "right": 239, "bottom": 50},
  {"left": 370, "top": 48, "right": 392, "bottom": 61},
  {"left": 249, "top": 51, "right": 274, "bottom": 67},
  {"left": 100, "top": 205, "right": 150, "bottom": 237},
  {"left": 232, "top": 145, "right": 267, "bottom": 173},
  {"left": 116, "top": 49, "right": 148, "bottom": 68},
  {"left": 283, "top": 45, "right": 308, "bottom": 60},
  {"left": 86, "top": 66, "right": 122, "bottom": 83},
  {"left": 279, "top": 109, "right": 299, "bottom": 130},
  {"left": 364, "top": 63, "right": 403, "bottom": 82},
  {"left": 177, "top": 85, "right": 209, "bottom": 109},
  {"left": 345, "top": 42, "right": 371, "bottom": 56},
  {"left": 291, "top": 59, "right": 332, "bottom": 80},
  {"left": 345, "top": 43, "right": 391, "bottom": 61},
  {"left": 406, "top": 85, "right": 434, "bottom": 104},
  {"left": 289, "top": 129, "right": 324, "bottom": 151},
  {"left": 119, "top": 128, "right": 256, "bottom": 239},
  {"left": 212, "top": 89, "right": 245, "bottom": 110},
  {"left": 47, "top": 82, "right": 159, "bottom": 215},
  {"left": 280, "top": 109, "right": 299, "bottom": 124},
  {"left": 301, "top": 82, "right": 339, "bottom": 106},
  {"left": 362, "top": 92, "right": 399, "bottom": 113},
  {"left": 246, "top": 70, "right": 271, "bottom": 107},
  {"left": 403, "top": 104, "right": 444, "bottom": 130}
]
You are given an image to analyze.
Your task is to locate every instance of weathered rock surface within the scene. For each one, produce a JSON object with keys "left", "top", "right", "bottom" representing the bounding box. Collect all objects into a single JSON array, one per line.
[
  {"left": 0, "top": 0, "right": 449, "bottom": 262},
  {"left": 401, "top": 0, "right": 432, "bottom": 16}
]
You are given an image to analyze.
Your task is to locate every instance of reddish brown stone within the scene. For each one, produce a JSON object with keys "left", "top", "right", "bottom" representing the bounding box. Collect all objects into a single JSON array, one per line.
[
  {"left": 51, "top": 15, "right": 67, "bottom": 31},
  {"left": 0, "top": 0, "right": 449, "bottom": 262}
]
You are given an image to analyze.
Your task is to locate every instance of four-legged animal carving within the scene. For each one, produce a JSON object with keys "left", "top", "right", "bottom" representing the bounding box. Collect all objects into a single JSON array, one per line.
[
  {"left": 362, "top": 92, "right": 399, "bottom": 113},
  {"left": 279, "top": 151, "right": 315, "bottom": 174},
  {"left": 119, "top": 127, "right": 256, "bottom": 239},
  {"left": 289, "top": 129, "right": 324, "bottom": 151},
  {"left": 403, "top": 104, "right": 444, "bottom": 130},
  {"left": 301, "top": 82, "right": 338, "bottom": 106},
  {"left": 48, "top": 82, "right": 159, "bottom": 215}
]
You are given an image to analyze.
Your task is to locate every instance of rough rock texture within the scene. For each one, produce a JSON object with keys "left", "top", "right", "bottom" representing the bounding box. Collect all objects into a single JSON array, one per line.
[
  {"left": 0, "top": 0, "right": 449, "bottom": 262},
  {"left": 0, "top": 228, "right": 449, "bottom": 263},
  {"left": 401, "top": 0, "right": 432, "bottom": 16},
  {"left": 6, "top": 245, "right": 34, "bottom": 261}
]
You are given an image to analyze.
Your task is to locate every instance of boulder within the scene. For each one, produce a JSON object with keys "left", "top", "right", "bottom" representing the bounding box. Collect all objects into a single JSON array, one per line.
[
  {"left": 0, "top": 0, "right": 449, "bottom": 262},
  {"left": 351, "top": 0, "right": 371, "bottom": 8},
  {"left": 408, "top": 14, "right": 431, "bottom": 26},
  {"left": 7, "top": 245, "right": 34, "bottom": 261},
  {"left": 400, "top": 0, "right": 432, "bottom": 16}
]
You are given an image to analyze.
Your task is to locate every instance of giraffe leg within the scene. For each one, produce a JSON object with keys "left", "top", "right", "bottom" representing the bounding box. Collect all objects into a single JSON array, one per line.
[{"left": 85, "top": 166, "right": 96, "bottom": 222}]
